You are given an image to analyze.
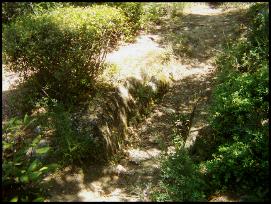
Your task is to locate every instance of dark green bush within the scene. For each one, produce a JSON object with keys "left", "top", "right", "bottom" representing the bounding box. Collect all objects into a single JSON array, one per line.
[
  {"left": 202, "top": 130, "right": 269, "bottom": 200},
  {"left": 206, "top": 3, "right": 269, "bottom": 200},
  {"left": 154, "top": 148, "right": 207, "bottom": 201},
  {"left": 47, "top": 103, "right": 104, "bottom": 164},
  {"left": 3, "top": 5, "right": 129, "bottom": 105}
]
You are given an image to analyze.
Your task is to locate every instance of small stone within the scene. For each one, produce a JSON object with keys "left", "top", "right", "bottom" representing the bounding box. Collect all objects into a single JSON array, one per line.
[
  {"left": 38, "top": 139, "right": 48, "bottom": 147},
  {"left": 146, "top": 81, "right": 157, "bottom": 92},
  {"left": 163, "top": 107, "right": 176, "bottom": 114},
  {"left": 115, "top": 164, "right": 127, "bottom": 175},
  {"left": 26, "top": 147, "right": 36, "bottom": 157},
  {"left": 34, "top": 126, "right": 41, "bottom": 134}
]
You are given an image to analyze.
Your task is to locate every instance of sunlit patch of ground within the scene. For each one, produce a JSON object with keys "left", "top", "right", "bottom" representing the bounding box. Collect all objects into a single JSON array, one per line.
[
  {"left": 183, "top": 3, "right": 223, "bottom": 15},
  {"left": 2, "top": 65, "right": 20, "bottom": 91},
  {"left": 103, "top": 33, "right": 214, "bottom": 86}
]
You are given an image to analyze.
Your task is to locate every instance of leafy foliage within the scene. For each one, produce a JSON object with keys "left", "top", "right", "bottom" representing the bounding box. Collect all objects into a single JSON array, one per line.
[
  {"left": 205, "top": 2, "right": 269, "bottom": 200},
  {"left": 2, "top": 115, "right": 57, "bottom": 202},
  {"left": 141, "top": 3, "right": 186, "bottom": 29},
  {"left": 107, "top": 3, "right": 143, "bottom": 35},
  {"left": 3, "top": 5, "right": 129, "bottom": 105},
  {"left": 47, "top": 103, "right": 104, "bottom": 164},
  {"left": 2, "top": 2, "right": 66, "bottom": 24},
  {"left": 153, "top": 146, "right": 207, "bottom": 202}
]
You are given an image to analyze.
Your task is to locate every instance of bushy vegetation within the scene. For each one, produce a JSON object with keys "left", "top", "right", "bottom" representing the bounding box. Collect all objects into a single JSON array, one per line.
[
  {"left": 70, "top": 2, "right": 143, "bottom": 38},
  {"left": 2, "top": 114, "right": 58, "bottom": 202},
  {"left": 153, "top": 147, "right": 207, "bottom": 202},
  {"left": 141, "top": 3, "right": 186, "bottom": 30},
  {"left": 47, "top": 103, "right": 105, "bottom": 164},
  {"left": 107, "top": 3, "right": 143, "bottom": 35},
  {"left": 204, "top": 3, "right": 269, "bottom": 200},
  {"left": 153, "top": 3, "right": 269, "bottom": 202},
  {"left": 3, "top": 5, "right": 129, "bottom": 105},
  {"left": 2, "top": 2, "right": 66, "bottom": 24}
]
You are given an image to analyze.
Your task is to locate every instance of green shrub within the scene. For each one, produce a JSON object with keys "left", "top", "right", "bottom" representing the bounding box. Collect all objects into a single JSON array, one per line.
[
  {"left": 2, "top": 2, "right": 66, "bottom": 24},
  {"left": 153, "top": 148, "right": 207, "bottom": 201},
  {"left": 202, "top": 131, "right": 269, "bottom": 200},
  {"left": 47, "top": 103, "right": 104, "bottom": 164},
  {"left": 206, "top": 3, "right": 269, "bottom": 200},
  {"left": 106, "top": 2, "right": 143, "bottom": 35},
  {"left": 141, "top": 3, "right": 186, "bottom": 29},
  {"left": 3, "top": 5, "right": 129, "bottom": 105},
  {"left": 141, "top": 3, "right": 168, "bottom": 25}
]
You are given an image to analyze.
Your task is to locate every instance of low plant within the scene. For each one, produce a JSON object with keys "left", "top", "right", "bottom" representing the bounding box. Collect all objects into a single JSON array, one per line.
[
  {"left": 152, "top": 147, "right": 207, "bottom": 202},
  {"left": 46, "top": 103, "right": 104, "bottom": 165},
  {"left": 2, "top": 114, "right": 57, "bottom": 202}
]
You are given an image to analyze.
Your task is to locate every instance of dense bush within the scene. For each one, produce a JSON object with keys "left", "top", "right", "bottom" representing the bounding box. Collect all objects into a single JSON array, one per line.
[
  {"left": 2, "top": 2, "right": 66, "bottom": 24},
  {"left": 105, "top": 2, "right": 143, "bottom": 38},
  {"left": 205, "top": 2, "right": 269, "bottom": 200},
  {"left": 141, "top": 3, "right": 186, "bottom": 28},
  {"left": 3, "top": 5, "right": 129, "bottom": 105},
  {"left": 154, "top": 148, "right": 206, "bottom": 202}
]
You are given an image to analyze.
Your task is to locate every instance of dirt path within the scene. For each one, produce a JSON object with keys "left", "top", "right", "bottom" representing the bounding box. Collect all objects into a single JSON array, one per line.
[
  {"left": 2, "top": 65, "right": 21, "bottom": 121},
  {"left": 40, "top": 3, "right": 248, "bottom": 202}
]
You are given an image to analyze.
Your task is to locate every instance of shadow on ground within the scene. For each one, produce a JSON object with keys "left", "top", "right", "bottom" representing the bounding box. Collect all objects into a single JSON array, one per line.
[
  {"left": 44, "top": 66, "right": 217, "bottom": 201},
  {"left": 147, "top": 8, "right": 249, "bottom": 64}
]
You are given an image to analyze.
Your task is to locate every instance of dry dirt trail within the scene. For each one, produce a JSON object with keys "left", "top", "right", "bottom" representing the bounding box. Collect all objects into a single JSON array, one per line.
[{"left": 39, "top": 3, "right": 248, "bottom": 202}]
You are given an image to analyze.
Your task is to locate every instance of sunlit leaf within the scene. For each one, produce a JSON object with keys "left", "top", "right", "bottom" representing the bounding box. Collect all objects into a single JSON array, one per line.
[
  {"left": 39, "top": 166, "right": 48, "bottom": 172},
  {"left": 28, "top": 160, "right": 39, "bottom": 171},
  {"left": 36, "top": 146, "right": 50, "bottom": 154},
  {"left": 23, "top": 114, "right": 29, "bottom": 124},
  {"left": 20, "top": 175, "right": 29, "bottom": 183},
  {"left": 31, "top": 135, "right": 42, "bottom": 146},
  {"left": 3, "top": 141, "right": 12, "bottom": 150},
  {"left": 10, "top": 196, "right": 18, "bottom": 202},
  {"left": 29, "top": 171, "right": 42, "bottom": 181}
]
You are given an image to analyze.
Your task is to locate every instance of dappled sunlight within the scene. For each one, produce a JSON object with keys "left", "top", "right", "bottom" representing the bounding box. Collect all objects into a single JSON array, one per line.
[
  {"left": 2, "top": 65, "right": 20, "bottom": 92},
  {"left": 3, "top": 2, "right": 262, "bottom": 202}
]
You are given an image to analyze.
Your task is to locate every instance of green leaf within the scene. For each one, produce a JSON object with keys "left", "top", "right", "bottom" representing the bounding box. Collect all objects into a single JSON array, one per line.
[
  {"left": 10, "top": 196, "right": 18, "bottom": 202},
  {"left": 48, "top": 163, "right": 60, "bottom": 171},
  {"left": 36, "top": 146, "right": 50, "bottom": 154},
  {"left": 23, "top": 114, "right": 29, "bottom": 124},
  {"left": 39, "top": 166, "right": 48, "bottom": 172},
  {"left": 28, "top": 160, "right": 39, "bottom": 171},
  {"left": 33, "top": 197, "right": 44, "bottom": 202},
  {"left": 20, "top": 175, "right": 29, "bottom": 183},
  {"left": 3, "top": 141, "right": 13, "bottom": 150},
  {"left": 29, "top": 171, "right": 42, "bottom": 181},
  {"left": 32, "top": 135, "right": 42, "bottom": 146}
]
